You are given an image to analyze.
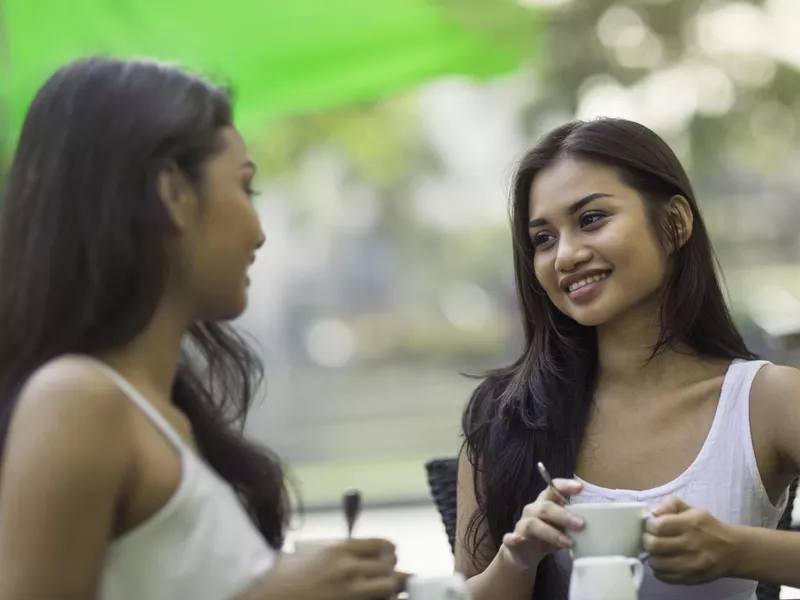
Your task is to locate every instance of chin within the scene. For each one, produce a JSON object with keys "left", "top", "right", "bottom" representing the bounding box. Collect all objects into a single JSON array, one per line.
[
  {"left": 568, "top": 312, "right": 610, "bottom": 327},
  {"left": 567, "top": 298, "right": 652, "bottom": 328},
  {"left": 561, "top": 302, "right": 622, "bottom": 328},
  {"left": 202, "top": 296, "right": 248, "bottom": 322},
  {"left": 226, "top": 298, "right": 249, "bottom": 321}
]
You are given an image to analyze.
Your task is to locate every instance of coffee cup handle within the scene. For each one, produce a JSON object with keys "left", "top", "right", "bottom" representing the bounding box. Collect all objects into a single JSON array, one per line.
[{"left": 626, "top": 557, "right": 645, "bottom": 590}]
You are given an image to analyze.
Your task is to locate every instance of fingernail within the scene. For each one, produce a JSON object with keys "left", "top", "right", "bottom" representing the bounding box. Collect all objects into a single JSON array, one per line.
[
  {"left": 569, "top": 517, "right": 584, "bottom": 529},
  {"left": 559, "top": 535, "right": 572, "bottom": 548}
]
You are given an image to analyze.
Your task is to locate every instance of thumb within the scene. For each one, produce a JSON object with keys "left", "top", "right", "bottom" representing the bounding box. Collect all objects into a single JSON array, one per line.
[
  {"left": 651, "top": 495, "right": 689, "bottom": 516},
  {"left": 552, "top": 478, "right": 584, "bottom": 494}
]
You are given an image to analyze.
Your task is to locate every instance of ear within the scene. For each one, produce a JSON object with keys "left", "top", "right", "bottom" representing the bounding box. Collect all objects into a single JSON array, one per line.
[
  {"left": 665, "top": 195, "right": 693, "bottom": 251},
  {"left": 156, "top": 161, "right": 198, "bottom": 232}
]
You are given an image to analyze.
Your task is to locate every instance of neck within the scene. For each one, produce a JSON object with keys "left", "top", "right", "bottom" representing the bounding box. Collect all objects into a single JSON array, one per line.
[
  {"left": 595, "top": 300, "right": 683, "bottom": 388},
  {"left": 98, "top": 295, "right": 190, "bottom": 402}
]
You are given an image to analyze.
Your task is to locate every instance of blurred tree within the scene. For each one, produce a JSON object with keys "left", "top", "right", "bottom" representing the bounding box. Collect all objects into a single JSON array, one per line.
[
  {"left": 526, "top": 0, "right": 800, "bottom": 172},
  {"left": 251, "top": 97, "right": 444, "bottom": 267}
]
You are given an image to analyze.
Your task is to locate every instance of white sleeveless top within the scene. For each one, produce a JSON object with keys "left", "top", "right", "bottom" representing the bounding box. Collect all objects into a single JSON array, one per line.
[
  {"left": 90, "top": 360, "right": 276, "bottom": 600},
  {"left": 556, "top": 360, "right": 788, "bottom": 600}
]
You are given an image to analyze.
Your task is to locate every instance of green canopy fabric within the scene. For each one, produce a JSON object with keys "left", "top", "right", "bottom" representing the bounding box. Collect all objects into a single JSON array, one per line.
[{"left": 2, "top": 0, "right": 541, "bottom": 146}]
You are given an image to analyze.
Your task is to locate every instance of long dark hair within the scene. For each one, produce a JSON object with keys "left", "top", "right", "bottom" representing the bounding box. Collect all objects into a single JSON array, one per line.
[
  {"left": 462, "top": 118, "right": 755, "bottom": 598},
  {"left": 0, "top": 57, "right": 289, "bottom": 549}
]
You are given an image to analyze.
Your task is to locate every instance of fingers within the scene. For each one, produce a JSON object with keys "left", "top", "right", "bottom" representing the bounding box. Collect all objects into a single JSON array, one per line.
[
  {"left": 642, "top": 532, "right": 685, "bottom": 557},
  {"left": 542, "top": 478, "right": 583, "bottom": 502},
  {"left": 505, "top": 515, "right": 572, "bottom": 550},
  {"left": 347, "top": 561, "right": 393, "bottom": 582},
  {"left": 506, "top": 498, "right": 586, "bottom": 550},
  {"left": 647, "top": 554, "right": 691, "bottom": 581},
  {"left": 522, "top": 499, "right": 584, "bottom": 532},
  {"left": 645, "top": 513, "right": 690, "bottom": 537},
  {"left": 347, "top": 553, "right": 398, "bottom": 579},
  {"left": 651, "top": 495, "right": 689, "bottom": 517},
  {"left": 335, "top": 550, "right": 403, "bottom": 599},
  {"left": 337, "top": 538, "right": 396, "bottom": 559},
  {"left": 350, "top": 573, "right": 406, "bottom": 599}
]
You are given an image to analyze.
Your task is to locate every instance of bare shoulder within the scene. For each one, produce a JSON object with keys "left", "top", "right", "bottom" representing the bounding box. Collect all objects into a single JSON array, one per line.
[
  {"left": 750, "top": 363, "right": 800, "bottom": 451},
  {"left": 13, "top": 355, "right": 130, "bottom": 426},
  {"left": 6, "top": 355, "right": 135, "bottom": 470},
  {"left": 750, "top": 363, "right": 800, "bottom": 407},
  {"left": 750, "top": 363, "right": 800, "bottom": 477}
]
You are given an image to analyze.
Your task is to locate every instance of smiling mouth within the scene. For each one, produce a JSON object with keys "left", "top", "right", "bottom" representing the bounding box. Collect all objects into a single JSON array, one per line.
[{"left": 566, "top": 271, "right": 610, "bottom": 294}]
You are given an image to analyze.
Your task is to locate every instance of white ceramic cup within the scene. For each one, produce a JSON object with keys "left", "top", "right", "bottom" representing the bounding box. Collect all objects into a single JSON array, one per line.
[
  {"left": 405, "top": 574, "right": 469, "bottom": 600},
  {"left": 567, "top": 502, "right": 650, "bottom": 559},
  {"left": 569, "top": 556, "right": 644, "bottom": 600}
]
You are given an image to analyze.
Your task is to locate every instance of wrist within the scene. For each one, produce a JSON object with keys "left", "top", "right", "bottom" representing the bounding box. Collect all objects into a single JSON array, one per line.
[
  {"left": 498, "top": 544, "right": 539, "bottom": 574},
  {"left": 725, "top": 524, "right": 752, "bottom": 579}
]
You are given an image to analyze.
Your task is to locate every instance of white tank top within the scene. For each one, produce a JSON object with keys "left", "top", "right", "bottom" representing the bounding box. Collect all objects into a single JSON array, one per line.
[
  {"left": 556, "top": 359, "right": 788, "bottom": 600},
  {"left": 90, "top": 360, "right": 276, "bottom": 600}
]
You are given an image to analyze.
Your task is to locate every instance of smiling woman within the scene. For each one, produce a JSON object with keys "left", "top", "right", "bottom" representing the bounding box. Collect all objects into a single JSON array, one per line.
[{"left": 455, "top": 118, "right": 800, "bottom": 600}]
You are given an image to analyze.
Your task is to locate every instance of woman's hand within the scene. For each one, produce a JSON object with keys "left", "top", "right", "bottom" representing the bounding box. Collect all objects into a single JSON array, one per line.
[
  {"left": 252, "top": 538, "right": 407, "bottom": 600},
  {"left": 501, "top": 478, "right": 585, "bottom": 570},
  {"left": 644, "top": 496, "right": 737, "bottom": 584}
]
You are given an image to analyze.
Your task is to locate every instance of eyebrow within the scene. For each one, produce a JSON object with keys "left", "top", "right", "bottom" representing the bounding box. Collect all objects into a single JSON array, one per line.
[{"left": 528, "top": 192, "right": 613, "bottom": 228}]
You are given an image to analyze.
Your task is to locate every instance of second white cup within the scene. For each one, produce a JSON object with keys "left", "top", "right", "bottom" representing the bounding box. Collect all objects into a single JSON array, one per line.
[{"left": 405, "top": 574, "right": 469, "bottom": 600}]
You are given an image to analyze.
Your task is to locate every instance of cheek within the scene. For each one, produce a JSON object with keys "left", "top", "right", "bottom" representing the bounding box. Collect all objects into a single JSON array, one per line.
[
  {"left": 533, "top": 254, "right": 558, "bottom": 293},
  {"left": 616, "top": 232, "right": 668, "bottom": 289}
]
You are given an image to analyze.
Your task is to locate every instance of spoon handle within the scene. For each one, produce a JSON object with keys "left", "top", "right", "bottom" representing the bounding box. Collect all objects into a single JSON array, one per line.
[
  {"left": 537, "top": 462, "right": 569, "bottom": 504},
  {"left": 343, "top": 489, "right": 361, "bottom": 538}
]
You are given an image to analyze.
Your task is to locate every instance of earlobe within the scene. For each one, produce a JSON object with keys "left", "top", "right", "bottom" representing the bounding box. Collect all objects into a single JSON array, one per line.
[{"left": 156, "top": 162, "right": 195, "bottom": 232}]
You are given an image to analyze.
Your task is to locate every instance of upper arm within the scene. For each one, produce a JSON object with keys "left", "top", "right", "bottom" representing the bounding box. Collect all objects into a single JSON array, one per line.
[
  {"left": 0, "top": 357, "right": 133, "bottom": 599},
  {"left": 454, "top": 443, "right": 495, "bottom": 578},
  {"left": 751, "top": 364, "right": 800, "bottom": 480}
]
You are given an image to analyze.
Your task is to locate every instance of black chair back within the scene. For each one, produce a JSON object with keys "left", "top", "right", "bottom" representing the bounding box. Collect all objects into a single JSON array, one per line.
[{"left": 425, "top": 458, "right": 459, "bottom": 553}]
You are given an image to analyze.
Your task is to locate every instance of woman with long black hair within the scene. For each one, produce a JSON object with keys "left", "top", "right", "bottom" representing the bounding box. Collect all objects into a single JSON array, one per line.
[
  {"left": 457, "top": 118, "right": 800, "bottom": 599},
  {"left": 0, "top": 57, "right": 402, "bottom": 600}
]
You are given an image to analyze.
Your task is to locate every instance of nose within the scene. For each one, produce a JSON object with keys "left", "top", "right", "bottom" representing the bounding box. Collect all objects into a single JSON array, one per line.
[
  {"left": 554, "top": 232, "right": 592, "bottom": 273},
  {"left": 255, "top": 229, "right": 266, "bottom": 251}
]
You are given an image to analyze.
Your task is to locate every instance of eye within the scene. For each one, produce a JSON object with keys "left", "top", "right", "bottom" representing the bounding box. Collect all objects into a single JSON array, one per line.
[
  {"left": 531, "top": 231, "right": 555, "bottom": 249},
  {"left": 243, "top": 184, "right": 260, "bottom": 200},
  {"left": 579, "top": 211, "right": 606, "bottom": 228}
]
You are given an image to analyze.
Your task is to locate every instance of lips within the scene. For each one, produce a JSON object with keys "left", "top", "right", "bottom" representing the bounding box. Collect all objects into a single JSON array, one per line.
[
  {"left": 559, "top": 269, "right": 611, "bottom": 294},
  {"left": 566, "top": 272, "right": 610, "bottom": 294}
]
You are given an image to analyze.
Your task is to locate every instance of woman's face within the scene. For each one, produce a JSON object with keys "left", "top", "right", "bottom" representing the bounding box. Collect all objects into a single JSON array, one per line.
[
  {"left": 179, "top": 126, "right": 265, "bottom": 321},
  {"left": 527, "top": 158, "right": 668, "bottom": 327}
]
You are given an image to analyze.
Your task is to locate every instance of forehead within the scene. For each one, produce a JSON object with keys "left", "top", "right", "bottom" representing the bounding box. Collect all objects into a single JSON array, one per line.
[
  {"left": 215, "top": 126, "right": 249, "bottom": 163},
  {"left": 528, "top": 158, "right": 626, "bottom": 218}
]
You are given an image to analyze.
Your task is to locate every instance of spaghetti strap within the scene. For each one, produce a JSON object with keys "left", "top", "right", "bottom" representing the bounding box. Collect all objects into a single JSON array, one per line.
[
  {"left": 86, "top": 358, "right": 186, "bottom": 452},
  {"left": 726, "top": 359, "right": 770, "bottom": 422}
]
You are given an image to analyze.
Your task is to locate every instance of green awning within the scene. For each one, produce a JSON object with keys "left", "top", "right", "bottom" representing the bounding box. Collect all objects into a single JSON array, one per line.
[{"left": 2, "top": 0, "right": 541, "bottom": 145}]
